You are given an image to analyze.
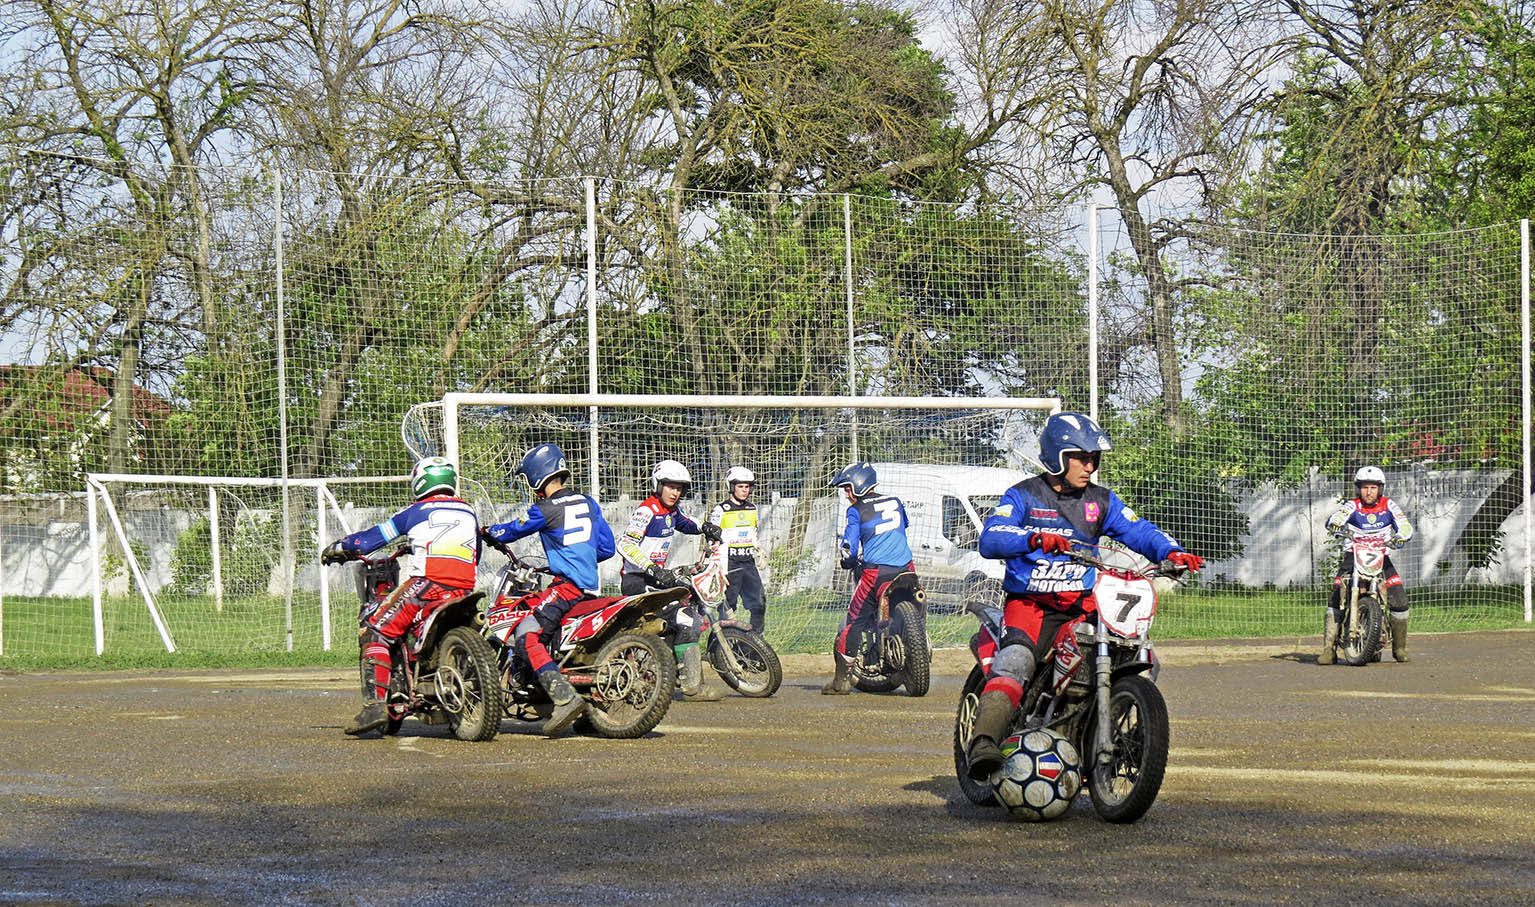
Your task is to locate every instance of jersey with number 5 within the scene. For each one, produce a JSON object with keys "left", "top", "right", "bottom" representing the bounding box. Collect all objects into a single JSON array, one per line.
[
  {"left": 841, "top": 493, "right": 913, "bottom": 568},
  {"left": 340, "top": 495, "right": 481, "bottom": 589},
  {"left": 483, "top": 488, "right": 616, "bottom": 592}
]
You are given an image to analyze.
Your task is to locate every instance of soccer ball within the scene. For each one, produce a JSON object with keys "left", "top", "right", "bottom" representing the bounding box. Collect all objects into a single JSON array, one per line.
[{"left": 989, "top": 729, "right": 1082, "bottom": 821}]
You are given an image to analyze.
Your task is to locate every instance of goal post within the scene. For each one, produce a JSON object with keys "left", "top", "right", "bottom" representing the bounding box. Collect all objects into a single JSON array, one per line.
[{"left": 435, "top": 392, "right": 1063, "bottom": 655}]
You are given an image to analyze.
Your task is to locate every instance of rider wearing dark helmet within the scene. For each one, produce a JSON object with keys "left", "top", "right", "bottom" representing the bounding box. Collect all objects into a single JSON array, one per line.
[
  {"left": 965, "top": 412, "right": 1203, "bottom": 780},
  {"left": 1320, "top": 466, "right": 1415, "bottom": 664},
  {"left": 322, "top": 456, "right": 481, "bottom": 737},
  {"left": 821, "top": 461, "right": 915, "bottom": 695},
  {"left": 481, "top": 442, "right": 616, "bottom": 735}
]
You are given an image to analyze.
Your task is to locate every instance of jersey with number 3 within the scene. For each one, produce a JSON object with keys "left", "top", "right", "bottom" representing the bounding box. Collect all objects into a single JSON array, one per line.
[
  {"left": 841, "top": 493, "right": 913, "bottom": 568},
  {"left": 484, "top": 488, "right": 616, "bottom": 592},
  {"left": 340, "top": 495, "right": 481, "bottom": 589}
]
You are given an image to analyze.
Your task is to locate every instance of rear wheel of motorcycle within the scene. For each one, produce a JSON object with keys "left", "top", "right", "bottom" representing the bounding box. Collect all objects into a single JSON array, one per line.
[
  {"left": 952, "top": 665, "right": 1002, "bottom": 807},
  {"left": 1084, "top": 673, "right": 1169, "bottom": 824},
  {"left": 586, "top": 633, "right": 674, "bottom": 738},
  {"left": 437, "top": 626, "right": 504, "bottom": 742},
  {"left": 1340, "top": 595, "right": 1385, "bottom": 666},
  {"left": 710, "top": 627, "right": 782, "bottom": 698},
  {"left": 893, "top": 601, "right": 930, "bottom": 697}
]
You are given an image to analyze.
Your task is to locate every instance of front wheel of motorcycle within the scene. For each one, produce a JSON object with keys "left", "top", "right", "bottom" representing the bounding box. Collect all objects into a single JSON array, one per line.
[
  {"left": 709, "top": 627, "right": 782, "bottom": 698},
  {"left": 437, "top": 626, "right": 504, "bottom": 742},
  {"left": 585, "top": 633, "right": 675, "bottom": 738},
  {"left": 1083, "top": 673, "right": 1169, "bottom": 824},
  {"left": 952, "top": 665, "right": 1001, "bottom": 807},
  {"left": 1339, "top": 594, "right": 1385, "bottom": 666}
]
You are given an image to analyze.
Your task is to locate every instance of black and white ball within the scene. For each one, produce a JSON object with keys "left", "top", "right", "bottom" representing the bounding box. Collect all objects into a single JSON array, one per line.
[{"left": 989, "top": 729, "right": 1082, "bottom": 821}]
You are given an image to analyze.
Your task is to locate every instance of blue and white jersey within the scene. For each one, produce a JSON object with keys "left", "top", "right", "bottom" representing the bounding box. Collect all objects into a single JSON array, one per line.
[
  {"left": 979, "top": 476, "right": 1180, "bottom": 595},
  {"left": 618, "top": 496, "right": 702, "bottom": 575},
  {"left": 484, "top": 487, "right": 615, "bottom": 593},
  {"left": 1325, "top": 496, "right": 1414, "bottom": 551},
  {"left": 840, "top": 493, "right": 913, "bottom": 568},
  {"left": 338, "top": 495, "right": 480, "bottom": 589}
]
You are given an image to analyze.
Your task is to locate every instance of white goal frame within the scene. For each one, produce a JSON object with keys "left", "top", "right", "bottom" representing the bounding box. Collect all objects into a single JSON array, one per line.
[{"left": 440, "top": 393, "right": 1064, "bottom": 497}]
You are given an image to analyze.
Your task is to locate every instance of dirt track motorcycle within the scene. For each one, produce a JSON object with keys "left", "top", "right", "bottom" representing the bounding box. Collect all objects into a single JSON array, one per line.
[
  {"left": 338, "top": 550, "right": 503, "bottom": 741},
  {"left": 841, "top": 566, "right": 931, "bottom": 697},
  {"left": 480, "top": 540, "right": 677, "bottom": 738},
  {"left": 665, "top": 540, "right": 783, "bottom": 698},
  {"left": 1330, "top": 525, "right": 1393, "bottom": 666},
  {"left": 952, "top": 545, "right": 1190, "bottom": 822}
]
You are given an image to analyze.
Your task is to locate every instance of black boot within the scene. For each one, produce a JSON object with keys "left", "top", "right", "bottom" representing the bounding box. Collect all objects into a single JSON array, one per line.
[
  {"left": 965, "top": 690, "right": 1016, "bottom": 781},
  {"left": 820, "top": 655, "right": 852, "bottom": 695},
  {"left": 539, "top": 670, "right": 587, "bottom": 737},
  {"left": 344, "top": 699, "right": 388, "bottom": 736}
]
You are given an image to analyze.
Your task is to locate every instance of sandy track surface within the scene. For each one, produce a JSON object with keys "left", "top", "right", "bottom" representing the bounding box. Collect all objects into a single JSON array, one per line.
[{"left": 4, "top": 629, "right": 1534, "bottom": 905}]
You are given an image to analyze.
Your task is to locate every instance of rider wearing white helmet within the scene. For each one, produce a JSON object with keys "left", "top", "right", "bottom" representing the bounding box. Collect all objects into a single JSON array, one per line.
[
  {"left": 618, "top": 459, "right": 725, "bottom": 700},
  {"left": 1320, "top": 466, "right": 1415, "bottom": 664},
  {"left": 707, "top": 466, "right": 765, "bottom": 632}
]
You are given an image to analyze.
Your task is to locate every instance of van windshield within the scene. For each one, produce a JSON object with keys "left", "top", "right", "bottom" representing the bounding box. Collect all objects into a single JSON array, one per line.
[{"left": 969, "top": 494, "right": 1002, "bottom": 521}]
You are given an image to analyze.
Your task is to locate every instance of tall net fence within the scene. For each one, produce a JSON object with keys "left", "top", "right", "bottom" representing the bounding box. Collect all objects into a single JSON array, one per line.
[{"left": 0, "top": 158, "right": 1527, "bottom": 660}]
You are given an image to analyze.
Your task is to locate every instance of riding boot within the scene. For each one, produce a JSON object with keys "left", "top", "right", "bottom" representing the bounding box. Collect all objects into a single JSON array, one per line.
[
  {"left": 344, "top": 692, "right": 388, "bottom": 737},
  {"left": 538, "top": 668, "right": 587, "bottom": 737},
  {"left": 678, "top": 643, "right": 725, "bottom": 701},
  {"left": 965, "top": 690, "right": 1015, "bottom": 781},
  {"left": 1318, "top": 609, "right": 1340, "bottom": 665},
  {"left": 1390, "top": 615, "right": 1410, "bottom": 663},
  {"left": 820, "top": 654, "right": 852, "bottom": 695}
]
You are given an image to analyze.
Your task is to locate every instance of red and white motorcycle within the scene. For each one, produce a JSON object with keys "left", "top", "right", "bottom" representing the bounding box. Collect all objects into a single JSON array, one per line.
[
  {"left": 481, "top": 542, "right": 678, "bottom": 738},
  {"left": 953, "top": 545, "right": 1189, "bottom": 822},
  {"left": 1330, "top": 525, "right": 1393, "bottom": 666}
]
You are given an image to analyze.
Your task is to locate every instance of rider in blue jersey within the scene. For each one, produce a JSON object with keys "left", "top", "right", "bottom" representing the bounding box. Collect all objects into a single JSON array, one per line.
[
  {"left": 821, "top": 461, "right": 916, "bottom": 695},
  {"left": 481, "top": 442, "right": 615, "bottom": 735},
  {"left": 964, "top": 413, "right": 1203, "bottom": 780}
]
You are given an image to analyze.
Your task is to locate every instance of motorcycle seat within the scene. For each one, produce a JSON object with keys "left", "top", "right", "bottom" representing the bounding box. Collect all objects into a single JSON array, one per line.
[{"left": 566, "top": 595, "right": 624, "bottom": 619}]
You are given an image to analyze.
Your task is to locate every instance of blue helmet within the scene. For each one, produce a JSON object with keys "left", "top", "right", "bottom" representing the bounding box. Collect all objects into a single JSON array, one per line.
[
  {"left": 1038, "top": 412, "right": 1113, "bottom": 474},
  {"left": 829, "top": 461, "right": 878, "bottom": 497},
  {"left": 516, "top": 442, "right": 571, "bottom": 493}
]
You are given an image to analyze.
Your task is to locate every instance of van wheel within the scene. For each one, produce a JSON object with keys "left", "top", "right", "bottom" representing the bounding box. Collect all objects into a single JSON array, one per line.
[{"left": 962, "top": 574, "right": 1002, "bottom": 612}]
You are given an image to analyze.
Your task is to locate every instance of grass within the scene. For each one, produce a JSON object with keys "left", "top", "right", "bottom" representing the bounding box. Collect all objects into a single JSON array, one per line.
[{"left": 2, "top": 585, "right": 1528, "bottom": 671}]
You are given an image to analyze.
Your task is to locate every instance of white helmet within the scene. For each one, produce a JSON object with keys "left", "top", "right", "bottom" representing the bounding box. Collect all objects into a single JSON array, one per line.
[
  {"left": 1353, "top": 465, "right": 1386, "bottom": 486},
  {"left": 725, "top": 465, "right": 755, "bottom": 486},
  {"left": 651, "top": 459, "right": 692, "bottom": 493}
]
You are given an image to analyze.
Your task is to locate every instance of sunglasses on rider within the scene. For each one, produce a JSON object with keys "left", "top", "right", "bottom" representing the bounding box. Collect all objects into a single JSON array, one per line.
[{"left": 1066, "top": 451, "right": 1101, "bottom": 466}]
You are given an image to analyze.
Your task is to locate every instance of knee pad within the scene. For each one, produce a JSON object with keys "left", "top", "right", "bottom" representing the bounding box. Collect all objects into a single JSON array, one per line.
[
  {"left": 990, "top": 644, "right": 1036, "bottom": 686},
  {"left": 1387, "top": 585, "right": 1408, "bottom": 614}
]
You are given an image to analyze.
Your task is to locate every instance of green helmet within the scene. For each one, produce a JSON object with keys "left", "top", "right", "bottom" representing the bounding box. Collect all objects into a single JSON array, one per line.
[{"left": 410, "top": 457, "right": 457, "bottom": 500}]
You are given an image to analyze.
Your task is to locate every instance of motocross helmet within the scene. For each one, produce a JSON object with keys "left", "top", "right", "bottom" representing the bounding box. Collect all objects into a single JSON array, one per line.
[
  {"left": 725, "top": 465, "right": 755, "bottom": 486},
  {"left": 410, "top": 456, "right": 458, "bottom": 500},
  {"left": 516, "top": 442, "right": 571, "bottom": 493},
  {"left": 1038, "top": 412, "right": 1113, "bottom": 475},
  {"left": 651, "top": 459, "right": 692, "bottom": 494},
  {"left": 829, "top": 461, "right": 877, "bottom": 497},
  {"left": 1353, "top": 465, "right": 1386, "bottom": 488}
]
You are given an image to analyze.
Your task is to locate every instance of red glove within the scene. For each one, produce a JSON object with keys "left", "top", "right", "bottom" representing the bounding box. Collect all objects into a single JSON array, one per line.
[
  {"left": 1166, "top": 550, "right": 1203, "bottom": 572},
  {"left": 1027, "top": 532, "right": 1072, "bottom": 555}
]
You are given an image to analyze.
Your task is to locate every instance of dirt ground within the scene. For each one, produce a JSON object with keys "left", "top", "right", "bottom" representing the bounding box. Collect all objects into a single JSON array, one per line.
[{"left": 3, "top": 629, "right": 1534, "bottom": 906}]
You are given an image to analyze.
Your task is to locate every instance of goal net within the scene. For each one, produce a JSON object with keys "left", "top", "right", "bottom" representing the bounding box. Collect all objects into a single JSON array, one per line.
[{"left": 425, "top": 393, "right": 1061, "bottom": 654}]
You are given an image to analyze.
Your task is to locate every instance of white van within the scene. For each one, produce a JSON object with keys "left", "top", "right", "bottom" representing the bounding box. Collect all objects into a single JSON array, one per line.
[
  {"left": 784, "top": 462, "right": 1033, "bottom": 612},
  {"left": 869, "top": 463, "right": 1034, "bottom": 610}
]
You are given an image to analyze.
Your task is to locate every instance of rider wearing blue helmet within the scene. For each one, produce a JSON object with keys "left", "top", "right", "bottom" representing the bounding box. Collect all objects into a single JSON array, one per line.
[
  {"left": 481, "top": 442, "right": 616, "bottom": 735},
  {"left": 821, "top": 461, "right": 915, "bottom": 695},
  {"left": 964, "top": 412, "right": 1203, "bottom": 779}
]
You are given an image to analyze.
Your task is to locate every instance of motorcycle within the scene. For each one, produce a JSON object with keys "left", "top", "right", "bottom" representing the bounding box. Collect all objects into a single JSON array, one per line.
[
  {"left": 841, "top": 566, "right": 931, "bottom": 697},
  {"left": 665, "top": 539, "right": 783, "bottom": 698},
  {"left": 480, "top": 540, "right": 677, "bottom": 738},
  {"left": 1330, "top": 525, "right": 1392, "bottom": 666},
  {"left": 338, "top": 550, "right": 504, "bottom": 742},
  {"left": 952, "top": 545, "right": 1189, "bottom": 822}
]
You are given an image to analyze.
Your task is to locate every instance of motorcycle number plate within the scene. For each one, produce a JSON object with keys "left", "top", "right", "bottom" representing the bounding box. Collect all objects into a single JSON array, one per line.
[{"left": 1096, "top": 573, "right": 1156, "bottom": 638}]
